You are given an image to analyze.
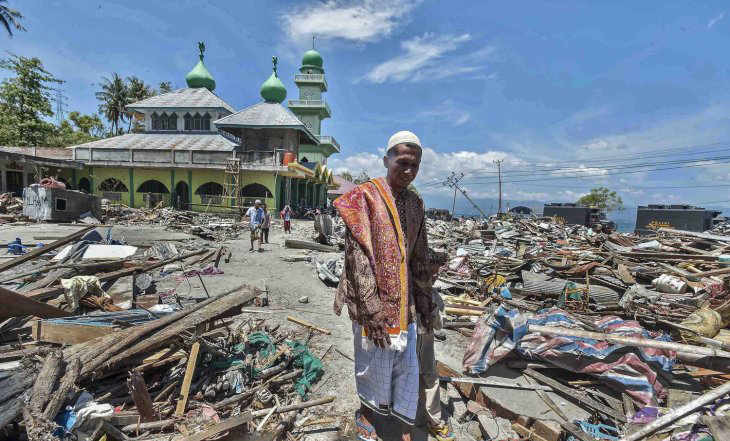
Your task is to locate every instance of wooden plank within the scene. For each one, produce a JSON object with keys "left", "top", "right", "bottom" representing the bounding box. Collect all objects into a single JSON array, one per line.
[
  {"left": 287, "top": 316, "right": 331, "bottom": 335},
  {"left": 0, "top": 286, "right": 71, "bottom": 320},
  {"left": 175, "top": 341, "right": 200, "bottom": 416},
  {"left": 284, "top": 239, "right": 339, "bottom": 253},
  {"left": 0, "top": 226, "right": 95, "bottom": 274},
  {"left": 25, "top": 248, "right": 208, "bottom": 301},
  {"left": 177, "top": 411, "right": 252, "bottom": 441},
  {"left": 512, "top": 423, "right": 550, "bottom": 441},
  {"left": 617, "top": 264, "right": 635, "bottom": 285},
  {"left": 127, "top": 370, "right": 155, "bottom": 422},
  {"left": 524, "top": 368, "right": 627, "bottom": 423},
  {"left": 32, "top": 320, "right": 117, "bottom": 344}
]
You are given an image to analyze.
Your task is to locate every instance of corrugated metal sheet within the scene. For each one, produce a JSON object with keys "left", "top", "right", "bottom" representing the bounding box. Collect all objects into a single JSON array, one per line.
[
  {"left": 521, "top": 271, "right": 621, "bottom": 308},
  {"left": 71, "top": 133, "right": 236, "bottom": 151}
]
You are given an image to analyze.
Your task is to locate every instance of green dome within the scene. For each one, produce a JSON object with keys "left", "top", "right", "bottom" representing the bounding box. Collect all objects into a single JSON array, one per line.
[
  {"left": 260, "top": 71, "right": 287, "bottom": 103},
  {"left": 186, "top": 56, "right": 216, "bottom": 91},
  {"left": 301, "top": 49, "right": 323, "bottom": 68}
]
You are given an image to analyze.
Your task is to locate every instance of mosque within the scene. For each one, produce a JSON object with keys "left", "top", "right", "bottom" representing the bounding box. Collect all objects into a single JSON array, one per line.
[{"left": 62, "top": 43, "right": 340, "bottom": 213}]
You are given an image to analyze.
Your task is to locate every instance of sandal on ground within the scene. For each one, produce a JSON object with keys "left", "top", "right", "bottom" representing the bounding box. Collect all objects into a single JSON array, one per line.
[
  {"left": 354, "top": 410, "right": 377, "bottom": 441},
  {"left": 427, "top": 423, "right": 455, "bottom": 441}
]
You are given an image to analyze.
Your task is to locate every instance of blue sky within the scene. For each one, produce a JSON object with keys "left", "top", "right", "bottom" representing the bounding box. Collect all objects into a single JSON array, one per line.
[{"left": 5, "top": 0, "right": 730, "bottom": 214}]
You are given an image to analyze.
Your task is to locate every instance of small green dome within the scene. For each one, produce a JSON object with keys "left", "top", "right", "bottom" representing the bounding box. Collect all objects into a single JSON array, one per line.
[
  {"left": 186, "top": 55, "right": 216, "bottom": 91},
  {"left": 260, "top": 71, "right": 287, "bottom": 103},
  {"left": 301, "top": 49, "right": 323, "bottom": 69}
]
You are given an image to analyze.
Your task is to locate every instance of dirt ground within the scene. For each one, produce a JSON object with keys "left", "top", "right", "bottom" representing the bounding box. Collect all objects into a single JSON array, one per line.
[{"left": 0, "top": 218, "right": 477, "bottom": 440}]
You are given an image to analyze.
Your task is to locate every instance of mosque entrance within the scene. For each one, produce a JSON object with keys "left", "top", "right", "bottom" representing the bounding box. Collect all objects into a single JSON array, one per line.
[{"left": 175, "top": 181, "right": 189, "bottom": 209}]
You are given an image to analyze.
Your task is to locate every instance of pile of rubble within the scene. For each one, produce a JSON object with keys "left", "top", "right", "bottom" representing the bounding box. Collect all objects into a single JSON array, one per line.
[
  {"left": 0, "top": 225, "right": 329, "bottom": 441},
  {"left": 428, "top": 214, "right": 730, "bottom": 441},
  {"left": 104, "top": 206, "right": 246, "bottom": 241}
]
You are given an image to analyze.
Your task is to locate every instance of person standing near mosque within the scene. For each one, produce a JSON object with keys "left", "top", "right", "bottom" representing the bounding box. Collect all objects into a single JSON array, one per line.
[{"left": 334, "top": 131, "right": 434, "bottom": 441}]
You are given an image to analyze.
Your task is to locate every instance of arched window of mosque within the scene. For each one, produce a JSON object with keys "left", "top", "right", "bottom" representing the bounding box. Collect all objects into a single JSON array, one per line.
[
  {"left": 97, "top": 178, "right": 128, "bottom": 192},
  {"left": 168, "top": 113, "right": 178, "bottom": 130},
  {"left": 193, "top": 113, "right": 202, "bottom": 130},
  {"left": 151, "top": 112, "right": 160, "bottom": 130},
  {"left": 203, "top": 113, "right": 211, "bottom": 130},
  {"left": 137, "top": 180, "right": 170, "bottom": 194},
  {"left": 160, "top": 112, "right": 169, "bottom": 130},
  {"left": 184, "top": 113, "right": 192, "bottom": 131}
]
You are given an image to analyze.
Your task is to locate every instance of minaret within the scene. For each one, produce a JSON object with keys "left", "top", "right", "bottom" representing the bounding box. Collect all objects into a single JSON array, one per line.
[{"left": 288, "top": 39, "right": 338, "bottom": 160}]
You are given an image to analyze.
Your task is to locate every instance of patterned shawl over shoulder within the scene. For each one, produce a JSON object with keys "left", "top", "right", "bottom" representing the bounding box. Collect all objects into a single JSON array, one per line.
[{"left": 333, "top": 177, "right": 408, "bottom": 332}]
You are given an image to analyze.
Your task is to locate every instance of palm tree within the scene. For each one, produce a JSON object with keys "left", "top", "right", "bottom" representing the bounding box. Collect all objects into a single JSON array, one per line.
[
  {"left": 0, "top": 0, "right": 25, "bottom": 37},
  {"left": 96, "top": 73, "right": 128, "bottom": 136},
  {"left": 125, "top": 76, "right": 154, "bottom": 132}
]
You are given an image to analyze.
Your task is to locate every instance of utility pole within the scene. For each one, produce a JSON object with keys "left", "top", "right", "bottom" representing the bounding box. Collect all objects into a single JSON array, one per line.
[
  {"left": 443, "top": 172, "right": 464, "bottom": 217},
  {"left": 493, "top": 159, "right": 503, "bottom": 215},
  {"left": 444, "top": 172, "right": 487, "bottom": 219}
]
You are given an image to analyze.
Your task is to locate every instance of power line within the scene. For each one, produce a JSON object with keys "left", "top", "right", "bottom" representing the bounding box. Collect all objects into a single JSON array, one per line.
[{"left": 443, "top": 172, "right": 487, "bottom": 218}]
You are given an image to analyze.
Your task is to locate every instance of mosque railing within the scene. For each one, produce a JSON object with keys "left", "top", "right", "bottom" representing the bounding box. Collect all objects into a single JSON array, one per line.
[
  {"left": 294, "top": 74, "right": 327, "bottom": 89},
  {"left": 316, "top": 135, "right": 340, "bottom": 152},
  {"left": 287, "top": 100, "right": 331, "bottom": 116}
]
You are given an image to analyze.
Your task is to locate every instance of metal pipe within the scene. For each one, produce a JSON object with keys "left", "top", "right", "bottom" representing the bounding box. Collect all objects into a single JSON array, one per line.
[{"left": 528, "top": 324, "right": 730, "bottom": 359}]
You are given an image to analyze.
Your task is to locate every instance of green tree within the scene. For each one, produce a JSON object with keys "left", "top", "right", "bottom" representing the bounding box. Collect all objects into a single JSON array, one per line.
[
  {"left": 0, "top": 53, "right": 62, "bottom": 146},
  {"left": 353, "top": 170, "right": 371, "bottom": 185},
  {"left": 158, "top": 81, "right": 173, "bottom": 94},
  {"left": 125, "top": 76, "right": 154, "bottom": 132},
  {"left": 577, "top": 187, "right": 623, "bottom": 211},
  {"left": 68, "top": 111, "right": 104, "bottom": 137},
  {"left": 337, "top": 171, "right": 354, "bottom": 182},
  {"left": 0, "top": 0, "right": 24, "bottom": 37},
  {"left": 96, "top": 73, "right": 128, "bottom": 136}
]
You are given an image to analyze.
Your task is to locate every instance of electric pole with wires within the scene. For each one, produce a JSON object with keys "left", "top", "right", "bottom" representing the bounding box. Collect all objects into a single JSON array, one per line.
[
  {"left": 493, "top": 159, "right": 503, "bottom": 214},
  {"left": 444, "top": 172, "right": 487, "bottom": 219}
]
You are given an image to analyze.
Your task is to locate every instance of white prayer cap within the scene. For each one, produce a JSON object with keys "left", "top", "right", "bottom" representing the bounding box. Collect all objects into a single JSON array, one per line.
[
  {"left": 255, "top": 199, "right": 262, "bottom": 204},
  {"left": 385, "top": 130, "right": 422, "bottom": 156}
]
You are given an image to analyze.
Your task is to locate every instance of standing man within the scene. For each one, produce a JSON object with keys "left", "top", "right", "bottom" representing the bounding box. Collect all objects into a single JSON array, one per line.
[
  {"left": 245, "top": 199, "right": 264, "bottom": 252},
  {"left": 261, "top": 203, "right": 271, "bottom": 244},
  {"left": 334, "top": 131, "right": 434, "bottom": 441}
]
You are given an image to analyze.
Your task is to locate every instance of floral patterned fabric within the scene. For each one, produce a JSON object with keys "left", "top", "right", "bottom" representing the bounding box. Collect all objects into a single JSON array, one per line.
[{"left": 334, "top": 177, "right": 433, "bottom": 328}]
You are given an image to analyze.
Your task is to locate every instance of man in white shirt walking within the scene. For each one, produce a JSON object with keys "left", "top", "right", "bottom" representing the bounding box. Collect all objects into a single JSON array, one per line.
[{"left": 245, "top": 200, "right": 264, "bottom": 252}]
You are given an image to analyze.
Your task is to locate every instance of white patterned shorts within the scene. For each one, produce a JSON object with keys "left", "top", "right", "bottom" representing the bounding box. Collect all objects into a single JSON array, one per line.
[{"left": 352, "top": 321, "right": 419, "bottom": 425}]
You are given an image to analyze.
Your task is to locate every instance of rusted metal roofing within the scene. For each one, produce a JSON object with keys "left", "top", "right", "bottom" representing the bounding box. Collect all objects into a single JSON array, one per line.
[
  {"left": 126, "top": 87, "right": 235, "bottom": 113},
  {"left": 69, "top": 133, "right": 236, "bottom": 151}
]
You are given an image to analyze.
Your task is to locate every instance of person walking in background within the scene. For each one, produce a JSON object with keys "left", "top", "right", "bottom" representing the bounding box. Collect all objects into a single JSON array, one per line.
[
  {"left": 261, "top": 203, "right": 271, "bottom": 244},
  {"left": 245, "top": 199, "right": 264, "bottom": 252},
  {"left": 281, "top": 205, "right": 292, "bottom": 233},
  {"left": 334, "top": 131, "right": 434, "bottom": 441}
]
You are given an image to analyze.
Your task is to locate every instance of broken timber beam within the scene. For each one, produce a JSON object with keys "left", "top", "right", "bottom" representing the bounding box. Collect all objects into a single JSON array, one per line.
[
  {"left": 25, "top": 248, "right": 208, "bottom": 301},
  {"left": 524, "top": 368, "right": 627, "bottom": 423},
  {"left": 284, "top": 239, "right": 339, "bottom": 253},
  {"left": 0, "top": 286, "right": 71, "bottom": 320},
  {"left": 127, "top": 370, "right": 155, "bottom": 422},
  {"left": 0, "top": 225, "right": 95, "bottom": 274},
  {"left": 174, "top": 341, "right": 200, "bottom": 416},
  {"left": 287, "top": 316, "right": 331, "bottom": 335}
]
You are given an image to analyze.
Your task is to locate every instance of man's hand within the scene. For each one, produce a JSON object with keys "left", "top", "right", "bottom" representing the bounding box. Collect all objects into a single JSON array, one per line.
[{"left": 364, "top": 312, "right": 391, "bottom": 348}]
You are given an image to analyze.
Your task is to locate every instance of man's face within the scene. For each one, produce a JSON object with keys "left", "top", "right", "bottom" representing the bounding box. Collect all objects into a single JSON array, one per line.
[
  {"left": 255, "top": 203, "right": 261, "bottom": 209},
  {"left": 384, "top": 143, "right": 422, "bottom": 192}
]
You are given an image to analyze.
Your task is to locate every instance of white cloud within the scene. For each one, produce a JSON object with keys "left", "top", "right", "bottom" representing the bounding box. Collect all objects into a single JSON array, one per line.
[
  {"left": 416, "top": 100, "right": 472, "bottom": 126},
  {"left": 281, "top": 0, "right": 420, "bottom": 43},
  {"left": 708, "top": 11, "right": 725, "bottom": 29},
  {"left": 363, "top": 33, "right": 480, "bottom": 83}
]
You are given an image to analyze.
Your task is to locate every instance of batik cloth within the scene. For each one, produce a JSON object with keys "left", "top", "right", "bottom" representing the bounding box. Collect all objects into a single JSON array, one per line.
[
  {"left": 353, "top": 321, "right": 419, "bottom": 425},
  {"left": 333, "top": 177, "right": 433, "bottom": 330},
  {"left": 249, "top": 225, "right": 261, "bottom": 240}
]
